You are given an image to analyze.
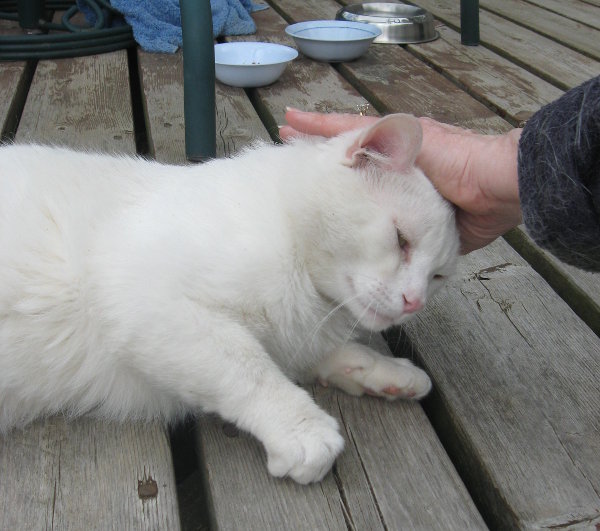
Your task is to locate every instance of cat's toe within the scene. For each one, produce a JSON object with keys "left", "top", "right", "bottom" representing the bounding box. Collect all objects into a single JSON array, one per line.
[
  {"left": 362, "top": 358, "right": 432, "bottom": 401},
  {"left": 265, "top": 414, "right": 344, "bottom": 484}
]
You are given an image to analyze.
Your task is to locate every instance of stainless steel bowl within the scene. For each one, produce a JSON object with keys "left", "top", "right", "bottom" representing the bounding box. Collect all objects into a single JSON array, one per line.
[{"left": 336, "top": 3, "right": 439, "bottom": 44}]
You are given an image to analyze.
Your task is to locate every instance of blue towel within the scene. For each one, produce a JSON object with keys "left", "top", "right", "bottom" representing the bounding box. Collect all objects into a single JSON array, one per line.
[{"left": 77, "top": 0, "right": 268, "bottom": 53}]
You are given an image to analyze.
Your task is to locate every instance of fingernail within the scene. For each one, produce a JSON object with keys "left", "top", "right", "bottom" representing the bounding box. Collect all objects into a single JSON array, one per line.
[{"left": 285, "top": 106, "right": 302, "bottom": 112}]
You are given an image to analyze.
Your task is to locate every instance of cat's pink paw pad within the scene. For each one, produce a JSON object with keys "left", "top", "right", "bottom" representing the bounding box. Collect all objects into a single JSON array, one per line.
[
  {"left": 316, "top": 346, "right": 432, "bottom": 401},
  {"left": 363, "top": 384, "right": 417, "bottom": 399},
  {"left": 354, "top": 358, "right": 431, "bottom": 400}
]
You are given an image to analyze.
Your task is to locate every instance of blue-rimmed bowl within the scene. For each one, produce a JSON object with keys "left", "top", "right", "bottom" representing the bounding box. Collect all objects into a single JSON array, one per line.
[
  {"left": 214, "top": 42, "right": 298, "bottom": 87},
  {"left": 284, "top": 20, "right": 381, "bottom": 62}
]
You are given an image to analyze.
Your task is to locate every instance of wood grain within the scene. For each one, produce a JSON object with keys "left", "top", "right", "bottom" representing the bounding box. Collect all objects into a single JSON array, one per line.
[
  {"left": 0, "top": 62, "right": 31, "bottom": 140},
  {"left": 0, "top": 419, "right": 179, "bottom": 530},
  {"left": 317, "top": 382, "right": 487, "bottom": 529},
  {"left": 504, "top": 229, "right": 600, "bottom": 336},
  {"left": 138, "top": 49, "right": 272, "bottom": 164},
  {"left": 525, "top": 0, "right": 600, "bottom": 30},
  {"left": 481, "top": 0, "right": 600, "bottom": 59},
  {"left": 227, "top": 7, "right": 377, "bottom": 130},
  {"left": 270, "top": 0, "right": 508, "bottom": 131},
  {"left": 401, "top": 240, "right": 600, "bottom": 529},
  {"left": 395, "top": 0, "right": 600, "bottom": 89},
  {"left": 197, "top": 415, "right": 350, "bottom": 530},
  {"left": 0, "top": 20, "right": 36, "bottom": 140},
  {"left": 196, "top": 339, "right": 486, "bottom": 530},
  {"left": 17, "top": 53, "right": 135, "bottom": 151},
  {"left": 405, "top": 24, "right": 564, "bottom": 125}
]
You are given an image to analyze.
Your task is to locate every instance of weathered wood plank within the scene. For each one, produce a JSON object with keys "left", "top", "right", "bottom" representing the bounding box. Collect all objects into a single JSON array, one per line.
[
  {"left": 271, "top": 0, "right": 509, "bottom": 131},
  {"left": 136, "top": 50, "right": 187, "bottom": 163},
  {"left": 227, "top": 7, "right": 377, "bottom": 128},
  {"left": 0, "top": 419, "right": 179, "bottom": 530},
  {"left": 0, "top": 49, "right": 181, "bottom": 530},
  {"left": 198, "top": 374, "right": 488, "bottom": 531},
  {"left": 398, "top": 240, "right": 600, "bottom": 530},
  {"left": 0, "top": 60, "right": 30, "bottom": 140},
  {"left": 405, "top": 24, "right": 563, "bottom": 125},
  {"left": 400, "top": 0, "right": 600, "bottom": 90},
  {"left": 481, "top": 0, "right": 600, "bottom": 59},
  {"left": 525, "top": 0, "right": 600, "bottom": 29},
  {"left": 17, "top": 53, "right": 136, "bottom": 151},
  {"left": 197, "top": 414, "right": 350, "bottom": 530},
  {"left": 0, "top": 19, "right": 35, "bottom": 140},
  {"left": 504, "top": 229, "right": 600, "bottom": 336},
  {"left": 138, "top": 49, "right": 272, "bottom": 163},
  {"left": 196, "top": 333, "right": 486, "bottom": 529},
  {"left": 316, "top": 355, "right": 487, "bottom": 529}
]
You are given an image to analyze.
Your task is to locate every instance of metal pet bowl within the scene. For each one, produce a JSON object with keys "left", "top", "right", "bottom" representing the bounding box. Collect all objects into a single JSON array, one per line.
[{"left": 336, "top": 2, "right": 439, "bottom": 44}]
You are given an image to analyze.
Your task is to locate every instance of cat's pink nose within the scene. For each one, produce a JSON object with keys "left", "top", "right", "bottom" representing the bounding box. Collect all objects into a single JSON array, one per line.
[{"left": 402, "top": 295, "right": 423, "bottom": 314}]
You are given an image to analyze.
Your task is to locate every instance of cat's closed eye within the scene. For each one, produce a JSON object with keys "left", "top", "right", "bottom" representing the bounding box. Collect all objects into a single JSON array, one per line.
[
  {"left": 397, "top": 230, "right": 409, "bottom": 253},
  {"left": 433, "top": 274, "right": 445, "bottom": 280}
]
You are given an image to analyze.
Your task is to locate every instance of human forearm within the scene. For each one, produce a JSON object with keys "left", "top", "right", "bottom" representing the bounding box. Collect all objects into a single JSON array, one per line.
[{"left": 518, "top": 75, "right": 600, "bottom": 271}]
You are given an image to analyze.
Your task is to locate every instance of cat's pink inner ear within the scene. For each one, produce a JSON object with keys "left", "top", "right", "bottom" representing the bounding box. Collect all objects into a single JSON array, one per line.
[{"left": 344, "top": 114, "right": 423, "bottom": 172}]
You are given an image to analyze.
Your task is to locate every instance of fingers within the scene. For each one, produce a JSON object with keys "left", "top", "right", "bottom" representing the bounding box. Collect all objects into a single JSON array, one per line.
[
  {"left": 278, "top": 124, "right": 302, "bottom": 141},
  {"left": 284, "top": 108, "right": 378, "bottom": 138}
]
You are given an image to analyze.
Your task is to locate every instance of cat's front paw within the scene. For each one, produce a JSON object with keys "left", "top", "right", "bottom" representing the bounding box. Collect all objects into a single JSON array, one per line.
[
  {"left": 265, "top": 410, "right": 344, "bottom": 484},
  {"left": 356, "top": 356, "right": 432, "bottom": 400},
  {"left": 318, "top": 344, "right": 432, "bottom": 400}
]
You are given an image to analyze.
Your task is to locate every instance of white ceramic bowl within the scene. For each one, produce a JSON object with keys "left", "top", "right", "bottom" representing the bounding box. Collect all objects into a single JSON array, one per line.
[
  {"left": 214, "top": 42, "right": 298, "bottom": 87},
  {"left": 285, "top": 20, "right": 381, "bottom": 62}
]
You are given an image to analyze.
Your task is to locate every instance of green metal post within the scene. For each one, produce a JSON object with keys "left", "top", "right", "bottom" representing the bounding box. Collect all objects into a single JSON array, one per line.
[
  {"left": 180, "top": 0, "right": 216, "bottom": 162},
  {"left": 17, "top": 0, "right": 44, "bottom": 31},
  {"left": 460, "top": 0, "right": 479, "bottom": 46}
]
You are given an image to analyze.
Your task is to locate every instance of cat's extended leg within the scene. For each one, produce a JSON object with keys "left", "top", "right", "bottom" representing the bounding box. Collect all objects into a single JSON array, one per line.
[
  {"left": 135, "top": 312, "right": 344, "bottom": 484},
  {"left": 315, "top": 342, "right": 431, "bottom": 400}
]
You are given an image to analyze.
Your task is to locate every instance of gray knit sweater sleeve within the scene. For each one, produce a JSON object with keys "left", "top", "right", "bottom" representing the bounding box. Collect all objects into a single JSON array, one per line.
[{"left": 517, "top": 75, "right": 600, "bottom": 271}]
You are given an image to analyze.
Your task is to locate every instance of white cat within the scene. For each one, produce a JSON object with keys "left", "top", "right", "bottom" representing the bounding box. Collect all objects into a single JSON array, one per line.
[{"left": 0, "top": 114, "right": 458, "bottom": 484}]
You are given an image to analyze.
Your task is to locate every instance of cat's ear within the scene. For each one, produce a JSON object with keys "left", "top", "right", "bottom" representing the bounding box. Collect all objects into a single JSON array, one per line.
[{"left": 343, "top": 114, "right": 422, "bottom": 172}]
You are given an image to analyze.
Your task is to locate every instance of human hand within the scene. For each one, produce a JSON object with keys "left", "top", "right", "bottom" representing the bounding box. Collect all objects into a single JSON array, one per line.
[{"left": 280, "top": 109, "right": 523, "bottom": 254}]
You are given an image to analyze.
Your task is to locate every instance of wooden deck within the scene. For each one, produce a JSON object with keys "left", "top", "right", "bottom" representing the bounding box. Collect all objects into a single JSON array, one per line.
[{"left": 1, "top": 1, "right": 600, "bottom": 529}]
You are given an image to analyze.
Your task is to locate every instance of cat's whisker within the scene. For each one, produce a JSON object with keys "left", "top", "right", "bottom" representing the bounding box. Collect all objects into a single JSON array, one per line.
[
  {"left": 342, "top": 298, "right": 373, "bottom": 347},
  {"left": 295, "top": 293, "right": 362, "bottom": 356},
  {"left": 369, "top": 301, "right": 382, "bottom": 346}
]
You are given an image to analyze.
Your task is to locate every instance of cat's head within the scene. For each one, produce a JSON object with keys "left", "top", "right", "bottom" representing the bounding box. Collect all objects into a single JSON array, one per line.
[{"left": 303, "top": 113, "right": 459, "bottom": 331}]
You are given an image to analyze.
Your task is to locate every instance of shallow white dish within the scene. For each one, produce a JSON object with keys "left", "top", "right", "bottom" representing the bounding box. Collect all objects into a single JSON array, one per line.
[
  {"left": 285, "top": 20, "right": 381, "bottom": 62},
  {"left": 214, "top": 42, "right": 298, "bottom": 87}
]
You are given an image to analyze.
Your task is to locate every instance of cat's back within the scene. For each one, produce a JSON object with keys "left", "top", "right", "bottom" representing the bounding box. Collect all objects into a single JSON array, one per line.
[
  {"left": 0, "top": 144, "right": 160, "bottom": 262},
  {"left": 0, "top": 144, "right": 159, "bottom": 310},
  {"left": 1, "top": 144, "right": 150, "bottom": 222}
]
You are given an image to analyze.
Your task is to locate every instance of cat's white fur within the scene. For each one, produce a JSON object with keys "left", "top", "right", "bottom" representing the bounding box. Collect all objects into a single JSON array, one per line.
[{"left": 0, "top": 114, "right": 458, "bottom": 484}]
